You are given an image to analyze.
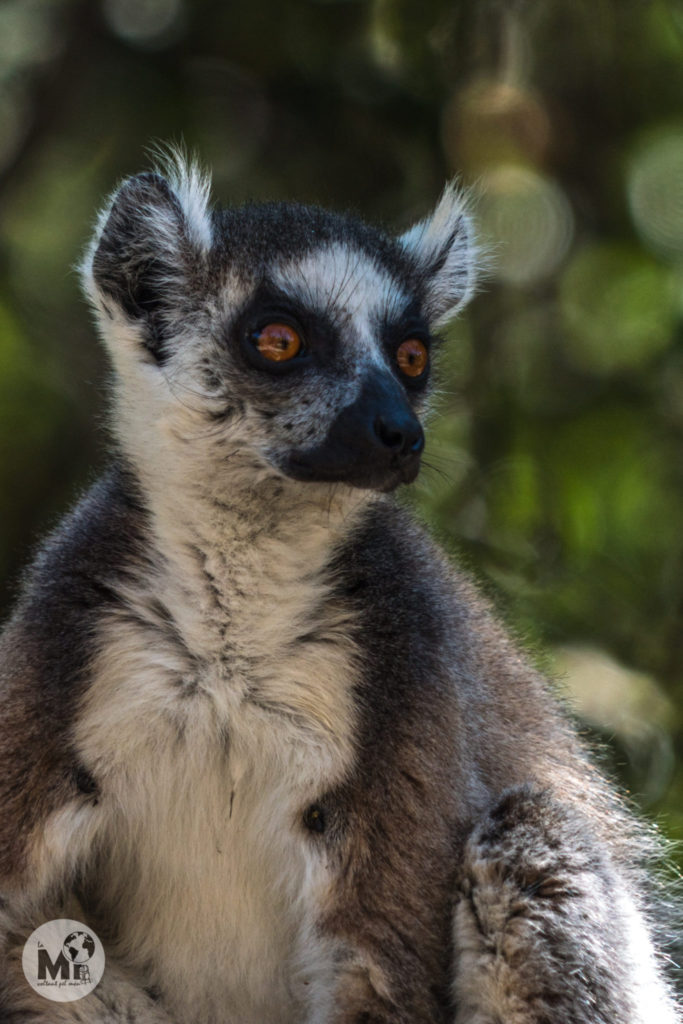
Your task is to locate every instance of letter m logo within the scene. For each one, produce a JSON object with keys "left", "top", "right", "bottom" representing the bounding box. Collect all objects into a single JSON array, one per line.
[{"left": 37, "top": 948, "right": 70, "bottom": 980}]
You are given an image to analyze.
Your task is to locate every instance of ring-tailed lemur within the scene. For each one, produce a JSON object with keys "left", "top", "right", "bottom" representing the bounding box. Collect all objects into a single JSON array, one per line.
[{"left": 0, "top": 154, "right": 679, "bottom": 1024}]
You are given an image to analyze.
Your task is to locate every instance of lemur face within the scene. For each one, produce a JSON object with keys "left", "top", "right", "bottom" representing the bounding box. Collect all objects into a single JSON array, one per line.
[
  {"left": 82, "top": 157, "right": 476, "bottom": 493},
  {"left": 213, "top": 231, "right": 430, "bottom": 492}
]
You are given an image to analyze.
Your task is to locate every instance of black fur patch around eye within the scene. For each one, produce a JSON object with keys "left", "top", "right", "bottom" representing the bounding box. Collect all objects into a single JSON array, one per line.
[
  {"left": 378, "top": 303, "right": 433, "bottom": 392},
  {"left": 303, "top": 804, "right": 326, "bottom": 834},
  {"left": 231, "top": 280, "right": 341, "bottom": 377}
]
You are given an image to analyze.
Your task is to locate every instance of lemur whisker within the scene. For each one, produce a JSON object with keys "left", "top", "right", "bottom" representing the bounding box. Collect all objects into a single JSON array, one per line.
[{"left": 419, "top": 460, "right": 455, "bottom": 485}]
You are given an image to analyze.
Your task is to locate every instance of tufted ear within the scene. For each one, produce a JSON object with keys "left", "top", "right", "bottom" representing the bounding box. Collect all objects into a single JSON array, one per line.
[
  {"left": 399, "top": 184, "right": 478, "bottom": 328},
  {"left": 80, "top": 156, "right": 213, "bottom": 362}
]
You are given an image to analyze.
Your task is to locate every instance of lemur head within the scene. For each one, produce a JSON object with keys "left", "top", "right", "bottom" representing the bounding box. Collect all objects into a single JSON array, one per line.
[{"left": 81, "top": 155, "right": 477, "bottom": 497}]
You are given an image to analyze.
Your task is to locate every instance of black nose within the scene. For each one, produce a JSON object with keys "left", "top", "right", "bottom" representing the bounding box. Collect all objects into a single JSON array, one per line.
[
  {"left": 284, "top": 370, "right": 426, "bottom": 491},
  {"left": 374, "top": 414, "right": 425, "bottom": 457}
]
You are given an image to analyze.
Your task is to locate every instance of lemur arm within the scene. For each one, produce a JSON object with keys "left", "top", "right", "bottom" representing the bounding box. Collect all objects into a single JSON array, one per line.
[
  {"left": 319, "top": 787, "right": 678, "bottom": 1024},
  {"left": 453, "top": 785, "right": 679, "bottom": 1024},
  {"left": 320, "top": 786, "right": 678, "bottom": 1024},
  {"left": 312, "top": 512, "right": 680, "bottom": 1024}
]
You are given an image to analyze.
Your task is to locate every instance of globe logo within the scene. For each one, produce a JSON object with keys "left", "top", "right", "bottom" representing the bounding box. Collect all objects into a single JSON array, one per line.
[
  {"left": 23, "top": 918, "right": 105, "bottom": 1003},
  {"left": 62, "top": 931, "right": 95, "bottom": 965}
]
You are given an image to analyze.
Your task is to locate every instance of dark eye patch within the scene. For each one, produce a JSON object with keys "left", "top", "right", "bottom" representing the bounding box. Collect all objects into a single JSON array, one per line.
[
  {"left": 230, "top": 280, "right": 341, "bottom": 374},
  {"left": 378, "top": 302, "right": 433, "bottom": 390}
]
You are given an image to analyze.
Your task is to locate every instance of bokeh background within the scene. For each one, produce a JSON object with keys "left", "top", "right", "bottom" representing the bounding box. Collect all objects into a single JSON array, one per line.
[{"left": 0, "top": 0, "right": 682, "bottom": 852}]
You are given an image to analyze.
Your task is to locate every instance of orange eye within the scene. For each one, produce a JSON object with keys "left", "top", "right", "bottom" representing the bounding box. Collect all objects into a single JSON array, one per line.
[
  {"left": 253, "top": 323, "right": 302, "bottom": 362},
  {"left": 396, "top": 339, "right": 428, "bottom": 378}
]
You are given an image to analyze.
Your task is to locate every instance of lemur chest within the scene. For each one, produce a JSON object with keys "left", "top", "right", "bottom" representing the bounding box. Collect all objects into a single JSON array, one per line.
[{"left": 77, "top": 582, "right": 357, "bottom": 1023}]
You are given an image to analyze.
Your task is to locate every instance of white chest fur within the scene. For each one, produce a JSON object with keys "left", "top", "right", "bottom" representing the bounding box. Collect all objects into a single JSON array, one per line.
[{"left": 73, "top": 496, "right": 361, "bottom": 1023}]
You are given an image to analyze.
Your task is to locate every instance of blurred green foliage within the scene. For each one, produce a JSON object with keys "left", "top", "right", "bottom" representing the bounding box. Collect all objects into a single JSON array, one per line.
[{"left": 0, "top": 0, "right": 682, "bottom": 844}]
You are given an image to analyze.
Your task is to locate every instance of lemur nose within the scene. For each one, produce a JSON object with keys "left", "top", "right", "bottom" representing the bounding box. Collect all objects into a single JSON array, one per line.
[{"left": 374, "top": 415, "right": 425, "bottom": 457}]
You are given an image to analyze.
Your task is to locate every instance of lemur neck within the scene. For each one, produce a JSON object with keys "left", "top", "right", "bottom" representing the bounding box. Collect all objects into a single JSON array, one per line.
[
  {"left": 135, "top": 461, "right": 373, "bottom": 658},
  {"left": 153, "top": 469, "right": 369, "bottom": 554}
]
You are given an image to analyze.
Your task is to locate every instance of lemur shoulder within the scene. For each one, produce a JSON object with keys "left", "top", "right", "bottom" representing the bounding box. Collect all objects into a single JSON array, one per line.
[{"left": 0, "top": 156, "right": 679, "bottom": 1023}]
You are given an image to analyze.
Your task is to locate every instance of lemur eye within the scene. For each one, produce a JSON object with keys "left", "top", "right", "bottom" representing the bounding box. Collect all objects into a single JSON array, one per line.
[
  {"left": 396, "top": 339, "right": 428, "bottom": 378},
  {"left": 253, "top": 323, "right": 302, "bottom": 362}
]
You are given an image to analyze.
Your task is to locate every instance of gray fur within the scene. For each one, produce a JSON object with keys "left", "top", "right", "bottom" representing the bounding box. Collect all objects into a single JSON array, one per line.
[{"left": 0, "top": 153, "right": 679, "bottom": 1023}]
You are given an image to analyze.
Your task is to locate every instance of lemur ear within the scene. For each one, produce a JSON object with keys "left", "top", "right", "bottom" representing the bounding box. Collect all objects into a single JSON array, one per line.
[
  {"left": 81, "top": 158, "right": 213, "bottom": 361},
  {"left": 399, "top": 184, "right": 478, "bottom": 328}
]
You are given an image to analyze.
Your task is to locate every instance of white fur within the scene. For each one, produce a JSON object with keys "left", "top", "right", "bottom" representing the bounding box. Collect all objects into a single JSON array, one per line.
[
  {"left": 157, "top": 148, "right": 213, "bottom": 253},
  {"left": 617, "top": 891, "right": 680, "bottom": 1024},
  {"left": 67, "top": 408, "right": 368, "bottom": 1021},
  {"left": 399, "top": 182, "right": 478, "bottom": 326},
  {"left": 272, "top": 241, "right": 408, "bottom": 358}
]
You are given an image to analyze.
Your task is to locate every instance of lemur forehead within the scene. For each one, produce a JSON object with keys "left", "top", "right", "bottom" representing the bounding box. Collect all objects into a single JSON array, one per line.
[{"left": 271, "top": 242, "right": 409, "bottom": 328}]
